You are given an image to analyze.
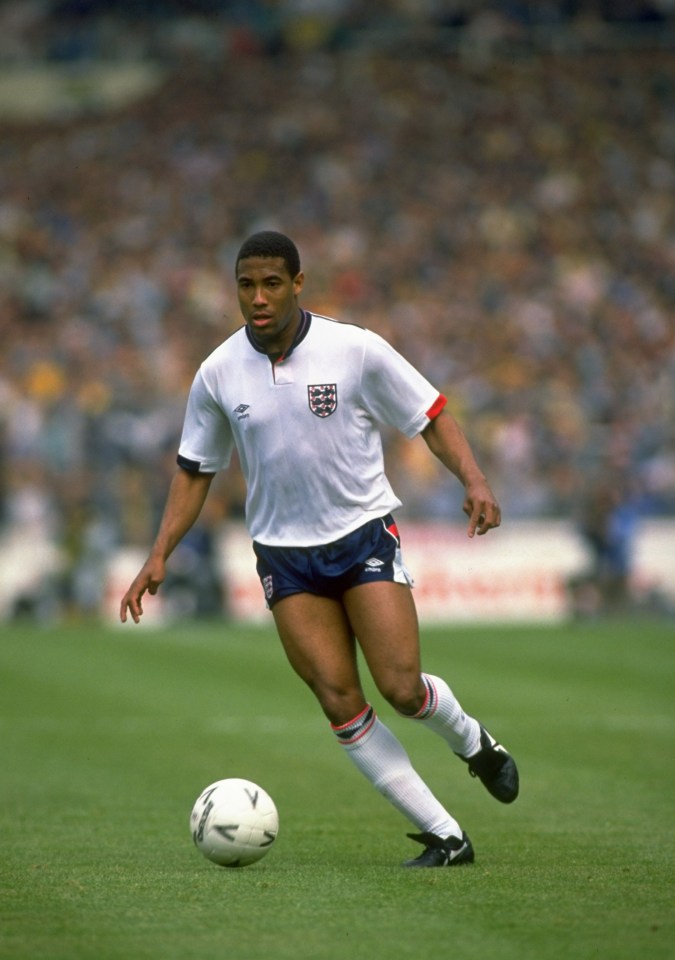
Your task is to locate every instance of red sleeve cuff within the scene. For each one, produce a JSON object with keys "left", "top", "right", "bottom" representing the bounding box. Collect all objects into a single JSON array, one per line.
[{"left": 426, "top": 393, "right": 447, "bottom": 421}]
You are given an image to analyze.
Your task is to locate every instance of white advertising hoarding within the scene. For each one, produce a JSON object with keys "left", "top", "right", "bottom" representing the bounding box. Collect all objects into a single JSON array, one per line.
[
  {"left": 216, "top": 519, "right": 674, "bottom": 624},
  {"left": 104, "top": 520, "right": 674, "bottom": 625}
]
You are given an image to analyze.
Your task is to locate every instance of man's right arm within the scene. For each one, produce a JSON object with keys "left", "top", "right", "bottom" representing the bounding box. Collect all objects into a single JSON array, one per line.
[{"left": 119, "top": 467, "right": 215, "bottom": 624}]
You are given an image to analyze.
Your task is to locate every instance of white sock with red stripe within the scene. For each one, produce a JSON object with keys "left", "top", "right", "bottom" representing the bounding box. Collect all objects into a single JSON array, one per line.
[
  {"left": 409, "top": 673, "right": 481, "bottom": 757},
  {"left": 331, "top": 705, "right": 462, "bottom": 839}
]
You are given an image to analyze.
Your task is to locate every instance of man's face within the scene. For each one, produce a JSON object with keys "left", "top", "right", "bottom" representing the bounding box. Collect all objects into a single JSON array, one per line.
[{"left": 236, "top": 256, "right": 304, "bottom": 356}]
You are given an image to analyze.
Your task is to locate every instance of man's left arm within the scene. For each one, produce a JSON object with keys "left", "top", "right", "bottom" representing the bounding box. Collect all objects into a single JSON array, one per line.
[{"left": 421, "top": 408, "right": 501, "bottom": 538}]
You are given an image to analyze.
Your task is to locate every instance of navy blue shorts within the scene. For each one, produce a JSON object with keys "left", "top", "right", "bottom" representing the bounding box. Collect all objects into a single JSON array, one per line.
[{"left": 252, "top": 514, "right": 413, "bottom": 608}]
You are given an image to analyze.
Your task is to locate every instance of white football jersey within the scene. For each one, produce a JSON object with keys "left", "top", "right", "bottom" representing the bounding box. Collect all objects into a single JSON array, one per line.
[{"left": 178, "top": 311, "right": 446, "bottom": 546}]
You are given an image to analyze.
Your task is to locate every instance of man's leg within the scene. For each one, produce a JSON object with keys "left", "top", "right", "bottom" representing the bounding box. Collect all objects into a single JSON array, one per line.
[
  {"left": 343, "top": 581, "right": 518, "bottom": 803},
  {"left": 343, "top": 581, "right": 477, "bottom": 752},
  {"left": 272, "top": 592, "right": 465, "bottom": 842}
]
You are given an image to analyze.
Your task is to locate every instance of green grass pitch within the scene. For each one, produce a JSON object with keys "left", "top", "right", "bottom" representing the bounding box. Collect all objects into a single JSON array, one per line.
[{"left": 1, "top": 618, "right": 673, "bottom": 960}]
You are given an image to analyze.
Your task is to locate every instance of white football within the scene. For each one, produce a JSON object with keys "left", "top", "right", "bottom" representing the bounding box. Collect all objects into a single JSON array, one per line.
[{"left": 190, "top": 778, "right": 279, "bottom": 867}]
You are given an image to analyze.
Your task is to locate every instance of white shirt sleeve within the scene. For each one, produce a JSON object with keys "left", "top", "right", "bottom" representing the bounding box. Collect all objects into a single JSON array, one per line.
[
  {"left": 360, "top": 330, "right": 444, "bottom": 438},
  {"left": 177, "top": 368, "right": 234, "bottom": 473}
]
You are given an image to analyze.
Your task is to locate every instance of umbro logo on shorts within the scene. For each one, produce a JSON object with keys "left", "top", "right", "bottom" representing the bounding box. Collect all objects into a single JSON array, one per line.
[
  {"left": 364, "top": 558, "right": 385, "bottom": 570},
  {"left": 308, "top": 384, "right": 337, "bottom": 418}
]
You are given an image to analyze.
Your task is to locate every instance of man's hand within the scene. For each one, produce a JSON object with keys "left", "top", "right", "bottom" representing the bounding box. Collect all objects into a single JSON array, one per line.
[
  {"left": 421, "top": 409, "right": 502, "bottom": 538},
  {"left": 119, "top": 556, "right": 167, "bottom": 624},
  {"left": 463, "top": 479, "right": 501, "bottom": 538},
  {"left": 119, "top": 468, "right": 214, "bottom": 624}
]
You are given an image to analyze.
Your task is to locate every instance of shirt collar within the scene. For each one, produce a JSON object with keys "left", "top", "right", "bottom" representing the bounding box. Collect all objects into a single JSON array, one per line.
[{"left": 245, "top": 309, "right": 312, "bottom": 363}]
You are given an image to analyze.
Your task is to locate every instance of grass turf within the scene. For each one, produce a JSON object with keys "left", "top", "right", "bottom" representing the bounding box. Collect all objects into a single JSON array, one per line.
[{"left": 0, "top": 618, "right": 673, "bottom": 960}]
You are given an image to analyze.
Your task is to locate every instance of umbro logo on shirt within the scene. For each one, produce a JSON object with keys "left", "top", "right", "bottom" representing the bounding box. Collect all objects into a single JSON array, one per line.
[{"left": 234, "top": 404, "right": 250, "bottom": 421}]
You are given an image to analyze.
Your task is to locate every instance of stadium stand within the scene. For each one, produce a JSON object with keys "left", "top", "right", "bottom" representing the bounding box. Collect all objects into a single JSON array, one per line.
[{"left": 0, "top": 1, "right": 673, "bottom": 617}]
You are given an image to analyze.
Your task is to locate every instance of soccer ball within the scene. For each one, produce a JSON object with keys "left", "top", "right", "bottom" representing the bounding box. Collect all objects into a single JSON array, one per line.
[{"left": 190, "top": 778, "right": 279, "bottom": 868}]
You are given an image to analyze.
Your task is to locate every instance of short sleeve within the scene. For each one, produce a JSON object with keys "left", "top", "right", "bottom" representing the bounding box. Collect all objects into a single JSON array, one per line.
[
  {"left": 177, "top": 368, "right": 234, "bottom": 473},
  {"left": 360, "top": 330, "right": 445, "bottom": 438}
]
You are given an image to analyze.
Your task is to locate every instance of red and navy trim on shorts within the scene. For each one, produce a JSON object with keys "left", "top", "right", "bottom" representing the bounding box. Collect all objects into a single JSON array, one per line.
[{"left": 253, "top": 513, "right": 403, "bottom": 608}]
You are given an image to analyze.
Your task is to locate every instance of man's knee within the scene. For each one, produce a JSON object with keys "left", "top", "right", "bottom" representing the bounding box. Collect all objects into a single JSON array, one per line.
[
  {"left": 380, "top": 674, "right": 426, "bottom": 717},
  {"left": 305, "top": 678, "right": 366, "bottom": 726}
]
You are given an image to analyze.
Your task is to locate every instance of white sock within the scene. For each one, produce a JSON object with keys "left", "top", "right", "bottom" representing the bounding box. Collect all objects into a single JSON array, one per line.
[
  {"left": 410, "top": 673, "right": 481, "bottom": 758},
  {"left": 332, "top": 705, "right": 462, "bottom": 839}
]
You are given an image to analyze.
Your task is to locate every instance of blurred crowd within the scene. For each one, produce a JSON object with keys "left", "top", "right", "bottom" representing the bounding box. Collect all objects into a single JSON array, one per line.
[{"left": 0, "top": 2, "right": 674, "bottom": 618}]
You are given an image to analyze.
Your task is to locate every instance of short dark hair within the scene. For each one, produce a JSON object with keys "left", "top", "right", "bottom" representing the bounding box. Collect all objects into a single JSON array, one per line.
[{"left": 235, "top": 231, "right": 301, "bottom": 279}]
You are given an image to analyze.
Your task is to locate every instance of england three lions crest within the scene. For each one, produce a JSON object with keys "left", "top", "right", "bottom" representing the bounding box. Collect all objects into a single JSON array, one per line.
[{"left": 308, "top": 384, "right": 338, "bottom": 418}]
